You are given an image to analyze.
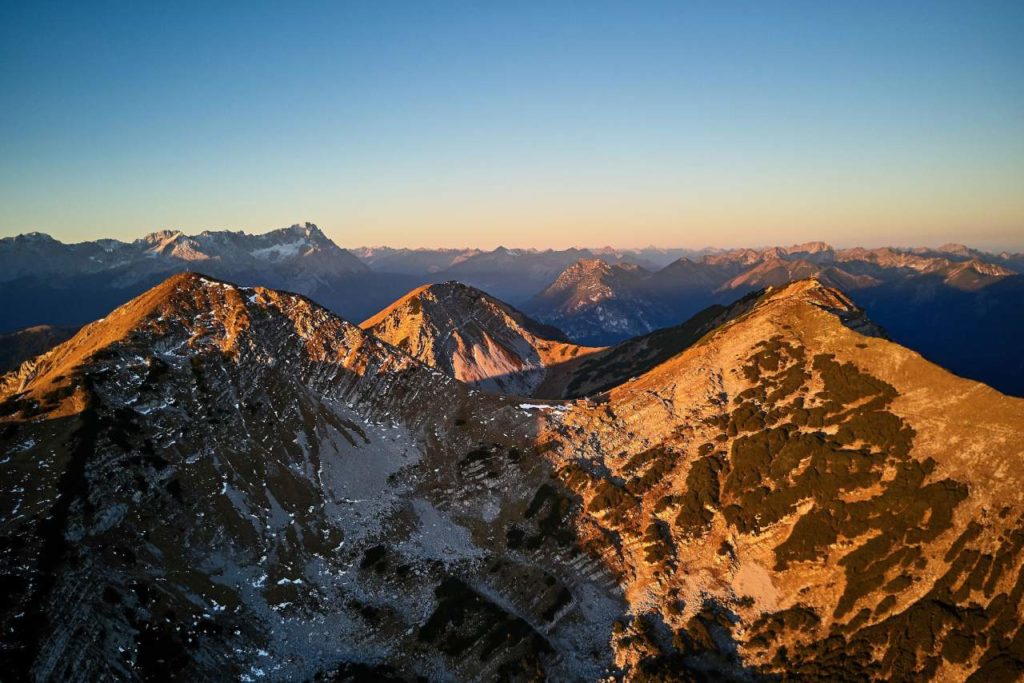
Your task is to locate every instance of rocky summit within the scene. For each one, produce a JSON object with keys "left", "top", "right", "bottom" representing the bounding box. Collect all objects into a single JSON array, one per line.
[
  {"left": 360, "top": 281, "right": 601, "bottom": 396},
  {"left": 2, "top": 273, "right": 1024, "bottom": 682}
]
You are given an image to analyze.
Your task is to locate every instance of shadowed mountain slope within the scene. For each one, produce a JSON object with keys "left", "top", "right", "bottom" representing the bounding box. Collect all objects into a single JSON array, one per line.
[
  {"left": 524, "top": 259, "right": 663, "bottom": 344},
  {"left": 0, "top": 273, "right": 625, "bottom": 681},
  {"left": 2, "top": 274, "right": 1024, "bottom": 681}
]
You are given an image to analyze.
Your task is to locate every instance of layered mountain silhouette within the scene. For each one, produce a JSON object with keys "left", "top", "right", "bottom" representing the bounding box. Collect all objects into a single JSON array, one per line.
[
  {"left": 524, "top": 259, "right": 666, "bottom": 343},
  {"left": 525, "top": 245, "right": 1019, "bottom": 344},
  {"left": 3, "top": 272, "right": 1024, "bottom": 680},
  {"left": 0, "top": 223, "right": 367, "bottom": 284},
  {"left": 0, "top": 224, "right": 421, "bottom": 334},
  {"left": 521, "top": 245, "right": 1024, "bottom": 396},
  {"left": 2, "top": 230, "right": 1022, "bottom": 395}
]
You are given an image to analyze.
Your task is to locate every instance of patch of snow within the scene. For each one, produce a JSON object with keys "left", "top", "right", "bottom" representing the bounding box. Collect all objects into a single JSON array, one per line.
[{"left": 251, "top": 241, "right": 306, "bottom": 261}]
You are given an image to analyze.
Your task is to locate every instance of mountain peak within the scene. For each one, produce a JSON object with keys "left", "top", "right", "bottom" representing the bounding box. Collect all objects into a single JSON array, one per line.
[
  {"left": 938, "top": 242, "right": 972, "bottom": 255},
  {"left": 756, "top": 277, "right": 887, "bottom": 337},
  {"left": 361, "top": 282, "right": 597, "bottom": 395},
  {"left": 549, "top": 258, "right": 619, "bottom": 285},
  {"left": 0, "top": 270, "right": 399, "bottom": 414},
  {"left": 574, "top": 257, "right": 611, "bottom": 270},
  {"left": 283, "top": 221, "right": 326, "bottom": 240}
]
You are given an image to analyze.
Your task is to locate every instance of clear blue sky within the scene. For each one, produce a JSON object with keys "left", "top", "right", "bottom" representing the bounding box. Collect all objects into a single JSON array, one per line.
[{"left": 1, "top": 1, "right": 1022, "bottom": 249}]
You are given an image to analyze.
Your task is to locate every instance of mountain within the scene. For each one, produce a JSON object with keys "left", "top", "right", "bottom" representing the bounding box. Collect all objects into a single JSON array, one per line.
[
  {"left": 939, "top": 259, "right": 1016, "bottom": 291},
  {"left": 361, "top": 282, "right": 601, "bottom": 396},
  {"left": 0, "top": 225, "right": 426, "bottom": 335},
  {"left": 0, "top": 324, "right": 81, "bottom": 373},
  {"left": 438, "top": 247, "right": 612, "bottom": 304},
  {"left": 4, "top": 274, "right": 1024, "bottom": 680},
  {"left": 525, "top": 259, "right": 664, "bottom": 344},
  {"left": 0, "top": 223, "right": 367, "bottom": 286},
  {"left": 350, "top": 247, "right": 483, "bottom": 274},
  {"left": 620, "top": 246, "right": 718, "bottom": 269},
  {"left": 353, "top": 247, "right": 661, "bottom": 305},
  {"left": 715, "top": 258, "right": 879, "bottom": 294},
  {"left": 851, "top": 273, "right": 1024, "bottom": 398},
  {"left": 527, "top": 245, "right": 1023, "bottom": 396},
  {"left": 0, "top": 232, "right": 129, "bottom": 281},
  {"left": 349, "top": 246, "right": 683, "bottom": 281},
  {"left": 8, "top": 231, "right": 1021, "bottom": 396},
  {"left": 540, "top": 291, "right": 766, "bottom": 399},
  {"left": 534, "top": 283, "right": 884, "bottom": 400},
  {"left": 0, "top": 273, "right": 623, "bottom": 681},
  {"left": 535, "top": 278, "right": 1024, "bottom": 680}
]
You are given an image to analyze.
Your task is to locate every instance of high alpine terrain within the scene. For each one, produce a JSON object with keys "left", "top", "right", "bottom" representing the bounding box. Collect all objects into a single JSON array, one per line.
[
  {"left": 4, "top": 232, "right": 1022, "bottom": 394},
  {"left": 0, "top": 224, "right": 422, "bottom": 333},
  {"left": 2, "top": 273, "right": 1024, "bottom": 681},
  {"left": 360, "top": 282, "right": 601, "bottom": 396}
]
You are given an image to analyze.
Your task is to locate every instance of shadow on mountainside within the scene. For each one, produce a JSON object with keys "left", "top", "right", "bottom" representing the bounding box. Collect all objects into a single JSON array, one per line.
[
  {"left": 849, "top": 275, "right": 1024, "bottom": 397},
  {"left": 0, "top": 273, "right": 618, "bottom": 680}
]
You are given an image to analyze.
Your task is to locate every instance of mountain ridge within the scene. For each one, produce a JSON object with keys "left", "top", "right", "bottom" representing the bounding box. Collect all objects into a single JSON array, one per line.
[{"left": 3, "top": 272, "right": 1024, "bottom": 680}]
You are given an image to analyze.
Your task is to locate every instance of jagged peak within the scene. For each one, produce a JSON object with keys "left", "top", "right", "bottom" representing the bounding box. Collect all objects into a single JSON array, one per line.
[
  {"left": 570, "top": 257, "right": 610, "bottom": 270},
  {"left": 140, "top": 229, "right": 185, "bottom": 243},
  {"left": 557, "top": 258, "right": 616, "bottom": 279},
  {"left": 278, "top": 221, "right": 326, "bottom": 239}
]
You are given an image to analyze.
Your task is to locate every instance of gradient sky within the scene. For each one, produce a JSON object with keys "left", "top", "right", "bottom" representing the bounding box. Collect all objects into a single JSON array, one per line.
[{"left": 1, "top": 1, "right": 1022, "bottom": 250}]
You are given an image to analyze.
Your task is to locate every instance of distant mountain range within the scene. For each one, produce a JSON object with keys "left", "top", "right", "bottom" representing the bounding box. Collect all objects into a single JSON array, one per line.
[
  {"left": 518, "top": 243, "right": 1024, "bottom": 396},
  {"left": 1, "top": 227, "right": 1022, "bottom": 395},
  {"left": 0, "top": 223, "right": 368, "bottom": 284},
  {"left": 0, "top": 224, "right": 421, "bottom": 336},
  {"left": 4, "top": 272, "right": 1023, "bottom": 680},
  {"left": 524, "top": 243, "right": 1020, "bottom": 344}
]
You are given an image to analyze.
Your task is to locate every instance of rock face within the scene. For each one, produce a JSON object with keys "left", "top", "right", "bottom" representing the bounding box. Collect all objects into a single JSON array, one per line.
[
  {"left": 537, "top": 279, "right": 1024, "bottom": 680},
  {"left": 2, "top": 274, "right": 1024, "bottom": 681},
  {"left": 361, "top": 282, "right": 601, "bottom": 396},
  {"left": 525, "top": 259, "right": 662, "bottom": 344}
]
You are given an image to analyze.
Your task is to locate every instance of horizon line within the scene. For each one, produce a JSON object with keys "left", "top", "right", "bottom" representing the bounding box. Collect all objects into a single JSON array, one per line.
[{"left": 3, "top": 226, "right": 1023, "bottom": 255}]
